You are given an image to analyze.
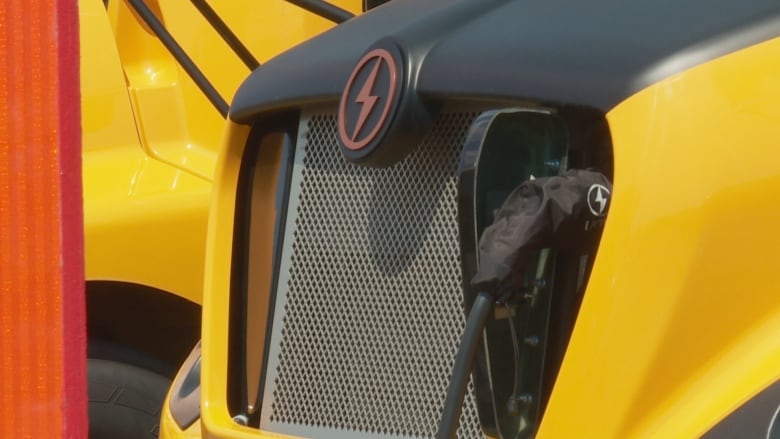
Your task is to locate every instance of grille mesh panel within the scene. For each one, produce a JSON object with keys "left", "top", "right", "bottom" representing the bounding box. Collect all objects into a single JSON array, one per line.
[{"left": 262, "top": 110, "right": 483, "bottom": 438}]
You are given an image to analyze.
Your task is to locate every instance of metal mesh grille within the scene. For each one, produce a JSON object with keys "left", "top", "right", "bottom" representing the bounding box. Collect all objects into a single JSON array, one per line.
[{"left": 261, "top": 110, "right": 483, "bottom": 438}]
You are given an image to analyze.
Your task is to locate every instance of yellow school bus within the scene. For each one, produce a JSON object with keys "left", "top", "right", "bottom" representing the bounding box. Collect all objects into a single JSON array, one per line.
[
  {"left": 80, "top": 0, "right": 360, "bottom": 437},
  {"left": 163, "top": 0, "right": 780, "bottom": 437}
]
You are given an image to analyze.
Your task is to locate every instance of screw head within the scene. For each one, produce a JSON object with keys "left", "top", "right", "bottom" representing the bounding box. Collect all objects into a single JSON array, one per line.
[{"left": 523, "top": 336, "right": 540, "bottom": 347}]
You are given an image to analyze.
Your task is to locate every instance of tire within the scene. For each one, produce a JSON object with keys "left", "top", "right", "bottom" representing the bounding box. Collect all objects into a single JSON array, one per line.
[{"left": 88, "top": 358, "right": 171, "bottom": 439}]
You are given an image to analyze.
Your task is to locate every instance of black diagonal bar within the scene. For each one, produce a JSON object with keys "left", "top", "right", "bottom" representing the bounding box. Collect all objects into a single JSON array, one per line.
[
  {"left": 190, "top": 0, "right": 260, "bottom": 71},
  {"left": 126, "top": 0, "right": 229, "bottom": 118},
  {"left": 285, "top": 0, "right": 354, "bottom": 24}
]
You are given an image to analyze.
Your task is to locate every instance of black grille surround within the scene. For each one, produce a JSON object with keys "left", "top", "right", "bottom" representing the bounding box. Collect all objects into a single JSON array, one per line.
[{"left": 257, "top": 109, "right": 484, "bottom": 438}]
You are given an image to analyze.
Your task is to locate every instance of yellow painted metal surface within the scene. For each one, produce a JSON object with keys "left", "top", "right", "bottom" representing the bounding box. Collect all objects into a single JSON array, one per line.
[
  {"left": 200, "top": 121, "right": 257, "bottom": 439},
  {"left": 160, "top": 395, "right": 204, "bottom": 439},
  {"left": 105, "top": 0, "right": 361, "bottom": 180},
  {"left": 538, "top": 37, "right": 780, "bottom": 438},
  {"left": 80, "top": 0, "right": 139, "bottom": 154},
  {"left": 189, "top": 34, "right": 780, "bottom": 439},
  {"left": 81, "top": 0, "right": 360, "bottom": 304},
  {"left": 196, "top": 125, "right": 308, "bottom": 439},
  {"left": 80, "top": 0, "right": 211, "bottom": 302},
  {"left": 83, "top": 146, "right": 212, "bottom": 303}
]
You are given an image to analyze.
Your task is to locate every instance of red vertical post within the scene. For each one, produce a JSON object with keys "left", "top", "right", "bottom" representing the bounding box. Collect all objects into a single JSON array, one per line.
[{"left": 0, "top": 0, "right": 85, "bottom": 438}]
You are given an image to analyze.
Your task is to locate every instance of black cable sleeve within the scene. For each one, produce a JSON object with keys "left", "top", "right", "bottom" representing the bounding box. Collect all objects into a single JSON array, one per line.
[
  {"left": 285, "top": 0, "right": 354, "bottom": 24},
  {"left": 436, "top": 291, "right": 494, "bottom": 439},
  {"left": 190, "top": 0, "right": 260, "bottom": 71}
]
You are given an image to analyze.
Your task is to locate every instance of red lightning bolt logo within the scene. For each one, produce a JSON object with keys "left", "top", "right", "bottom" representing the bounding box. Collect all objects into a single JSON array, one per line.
[
  {"left": 338, "top": 48, "right": 398, "bottom": 152},
  {"left": 351, "top": 58, "right": 383, "bottom": 141}
]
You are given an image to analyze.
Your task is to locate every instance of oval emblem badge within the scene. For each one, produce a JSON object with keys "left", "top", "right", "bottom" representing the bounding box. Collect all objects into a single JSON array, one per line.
[
  {"left": 338, "top": 47, "right": 401, "bottom": 154},
  {"left": 587, "top": 183, "right": 611, "bottom": 217}
]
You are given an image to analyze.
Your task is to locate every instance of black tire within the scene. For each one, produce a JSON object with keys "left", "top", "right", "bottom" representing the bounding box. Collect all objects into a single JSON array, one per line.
[{"left": 88, "top": 358, "right": 171, "bottom": 439}]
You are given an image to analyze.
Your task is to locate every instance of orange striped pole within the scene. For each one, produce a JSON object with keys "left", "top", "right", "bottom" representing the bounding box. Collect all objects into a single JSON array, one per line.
[{"left": 0, "top": 0, "right": 85, "bottom": 438}]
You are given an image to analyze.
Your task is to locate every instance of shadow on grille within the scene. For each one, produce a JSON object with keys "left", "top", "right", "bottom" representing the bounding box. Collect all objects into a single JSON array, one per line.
[
  {"left": 265, "top": 111, "right": 484, "bottom": 439},
  {"left": 367, "top": 125, "right": 466, "bottom": 276}
]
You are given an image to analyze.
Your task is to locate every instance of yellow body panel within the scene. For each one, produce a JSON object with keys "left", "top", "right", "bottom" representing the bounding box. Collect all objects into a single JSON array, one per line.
[
  {"left": 105, "top": 0, "right": 355, "bottom": 180},
  {"left": 200, "top": 121, "right": 259, "bottom": 439},
  {"left": 161, "top": 396, "right": 204, "bottom": 439},
  {"left": 190, "top": 34, "right": 780, "bottom": 439},
  {"left": 81, "top": 0, "right": 213, "bottom": 300},
  {"left": 199, "top": 125, "right": 298, "bottom": 439},
  {"left": 80, "top": 0, "right": 140, "bottom": 154},
  {"left": 80, "top": 0, "right": 361, "bottom": 435},
  {"left": 83, "top": 146, "right": 212, "bottom": 302},
  {"left": 82, "top": 0, "right": 360, "bottom": 303},
  {"left": 538, "top": 37, "right": 780, "bottom": 438}
]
